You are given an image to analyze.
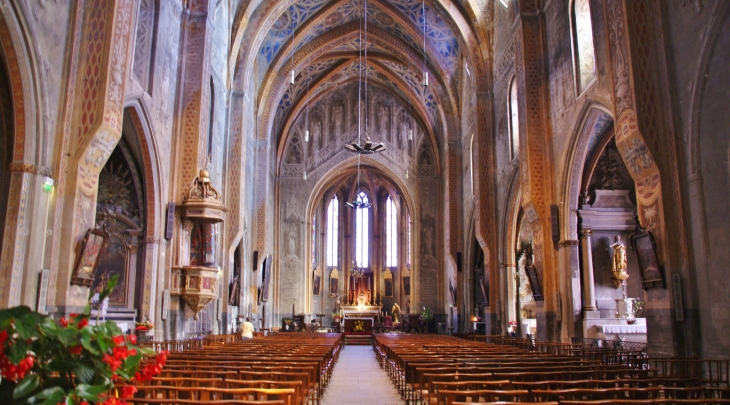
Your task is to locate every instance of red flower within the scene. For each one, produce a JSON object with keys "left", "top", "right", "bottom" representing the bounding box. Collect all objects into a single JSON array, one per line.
[
  {"left": 120, "top": 385, "right": 138, "bottom": 399},
  {"left": 59, "top": 317, "right": 68, "bottom": 327},
  {"left": 69, "top": 345, "right": 83, "bottom": 355},
  {"left": 112, "top": 335, "right": 125, "bottom": 346},
  {"left": 0, "top": 354, "right": 34, "bottom": 382},
  {"left": 127, "top": 334, "right": 137, "bottom": 344},
  {"left": 77, "top": 318, "right": 88, "bottom": 329},
  {"left": 102, "top": 353, "right": 122, "bottom": 372}
]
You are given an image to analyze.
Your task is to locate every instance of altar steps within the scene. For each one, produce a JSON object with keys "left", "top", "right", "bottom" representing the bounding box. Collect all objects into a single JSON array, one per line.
[{"left": 344, "top": 334, "right": 373, "bottom": 346}]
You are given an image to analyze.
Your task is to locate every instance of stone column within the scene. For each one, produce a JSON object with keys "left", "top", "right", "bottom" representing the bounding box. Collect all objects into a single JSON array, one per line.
[{"left": 580, "top": 229, "right": 599, "bottom": 316}]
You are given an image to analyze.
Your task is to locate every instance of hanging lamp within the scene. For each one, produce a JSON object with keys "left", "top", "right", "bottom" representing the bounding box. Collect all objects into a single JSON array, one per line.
[{"left": 344, "top": 0, "right": 386, "bottom": 156}]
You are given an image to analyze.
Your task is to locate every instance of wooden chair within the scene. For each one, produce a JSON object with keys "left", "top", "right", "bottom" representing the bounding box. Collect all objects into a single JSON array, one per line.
[
  {"left": 452, "top": 402, "right": 557, "bottom": 405},
  {"left": 436, "top": 389, "right": 530, "bottom": 405}
]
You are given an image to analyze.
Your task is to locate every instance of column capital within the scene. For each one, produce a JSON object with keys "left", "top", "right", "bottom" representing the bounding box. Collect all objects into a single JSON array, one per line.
[{"left": 580, "top": 229, "right": 593, "bottom": 238}]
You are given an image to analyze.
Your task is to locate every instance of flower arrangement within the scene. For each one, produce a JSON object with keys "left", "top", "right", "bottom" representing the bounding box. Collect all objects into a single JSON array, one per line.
[
  {"left": 352, "top": 321, "right": 365, "bottom": 332},
  {"left": 330, "top": 312, "right": 341, "bottom": 320},
  {"left": 134, "top": 318, "right": 154, "bottom": 332},
  {"left": 420, "top": 307, "right": 434, "bottom": 322},
  {"left": 0, "top": 275, "right": 166, "bottom": 405},
  {"left": 281, "top": 317, "right": 293, "bottom": 324}
]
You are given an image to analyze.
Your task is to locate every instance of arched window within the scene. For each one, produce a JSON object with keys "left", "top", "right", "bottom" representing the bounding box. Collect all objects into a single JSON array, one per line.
[
  {"left": 572, "top": 0, "right": 596, "bottom": 93},
  {"left": 354, "top": 191, "right": 370, "bottom": 267},
  {"left": 385, "top": 196, "right": 398, "bottom": 267},
  {"left": 326, "top": 196, "right": 339, "bottom": 267},
  {"left": 311, "top": 217, "right": 316, "bottom": 268},
  {"left": 407, "top": 214, "right": 412, "bottom": 267},
  {"left": 508, "top": 77, "right": 520, "bottom": 159}
]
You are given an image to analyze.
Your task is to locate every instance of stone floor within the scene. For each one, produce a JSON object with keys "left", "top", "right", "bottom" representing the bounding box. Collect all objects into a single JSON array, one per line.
[{"left": 321, "top": 345, "right": 405, "bottom": 405}]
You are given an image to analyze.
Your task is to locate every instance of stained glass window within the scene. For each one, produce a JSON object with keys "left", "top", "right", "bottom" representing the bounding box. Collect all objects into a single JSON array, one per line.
[
  {"left": 355, "top": 191, "right": 370, "bottom": 267},
  {"left": 386, "top": 196, "right": 398, "bottom": 267},
  {"left": 326, "top": 195, "right": 338, "bottom": 267}
]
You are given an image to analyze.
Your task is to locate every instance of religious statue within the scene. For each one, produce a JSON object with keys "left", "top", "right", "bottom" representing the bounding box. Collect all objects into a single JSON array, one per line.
[
  {"left": 611, "top": 235, "right": 629, "bottom": 288},
  {"left": 378, "top": 105, "right": 389, "bottom": 140},
  {"left": 330, "top": 105, "right": 342, "bottom": 141},
  {"left": 391, "top": 303, "right": 401, "bottom": 325},
  {"left": 287, "top": 227, "right": 296, "bottom": 256}
]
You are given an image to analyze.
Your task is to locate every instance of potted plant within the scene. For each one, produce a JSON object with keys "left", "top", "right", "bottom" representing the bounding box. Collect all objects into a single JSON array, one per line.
[
  {"left": 420, "top": 307, "right": 435, "bottom": 333},
  {"left": 281, "top": 317, "right": 293, "bottom": 331},
  {"left": 0, "top": 275, "right": 167, "bottom": 405}
]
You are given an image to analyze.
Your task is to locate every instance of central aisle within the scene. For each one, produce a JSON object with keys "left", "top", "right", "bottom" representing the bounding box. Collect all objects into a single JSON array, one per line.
[{"left": 321, "top": 345, "right": 404, "bottom": 405}]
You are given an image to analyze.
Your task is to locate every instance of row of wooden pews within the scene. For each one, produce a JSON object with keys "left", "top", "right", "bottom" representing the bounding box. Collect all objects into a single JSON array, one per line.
[
  {"left": 374, "top": 334, "right": 730, "bottom": 405},
  {"left": 128, "top": 333, "right": 343, "bottom": 405}
]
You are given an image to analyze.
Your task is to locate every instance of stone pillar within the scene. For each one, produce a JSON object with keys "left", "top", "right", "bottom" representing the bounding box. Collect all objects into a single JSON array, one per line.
[
  {"left": 512, "top": 0, "right": 561, "bottom": 340},
  {"left": 579, "top": 229, "right": 599, "bottom": 316}
]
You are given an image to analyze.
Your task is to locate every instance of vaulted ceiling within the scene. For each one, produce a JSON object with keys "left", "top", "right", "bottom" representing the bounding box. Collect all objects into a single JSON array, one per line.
[{"left": 230, "top": 0, "right": 487, "bottom": 167}]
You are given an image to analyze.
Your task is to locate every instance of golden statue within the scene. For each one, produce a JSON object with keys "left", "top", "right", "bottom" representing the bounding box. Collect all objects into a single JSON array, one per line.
[
  {"left": 391, "top": 303, "right": 401, "bottom": 325},
  {"left": 611, "top": 235, "right": 629, "bottom": 288}
]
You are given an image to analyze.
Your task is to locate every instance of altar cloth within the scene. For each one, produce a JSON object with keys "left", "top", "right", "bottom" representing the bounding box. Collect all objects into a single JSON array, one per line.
[{"left": 601, "top": 324, "right": 647, "bottom": 334}]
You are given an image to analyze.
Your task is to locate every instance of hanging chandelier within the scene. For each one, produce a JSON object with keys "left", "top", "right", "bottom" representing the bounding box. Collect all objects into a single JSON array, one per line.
[
  {"left": 350, "top": 261, "right": 365, "bottom": 278},
  {"left": 345, "top": 193, "right": 372, "bottom": 209},
  {"left": 344, "top": 136, "right": 385, "bottom": 154},
  {"left": 344, "top": 0, "right": 386, "bottom": 156}
]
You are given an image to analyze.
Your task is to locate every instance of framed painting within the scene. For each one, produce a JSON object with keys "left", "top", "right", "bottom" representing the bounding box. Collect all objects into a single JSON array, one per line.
[
  {"left": 70, "top": 228, "right": 109, "bottom": 287},
  {"left": 525, "top": 265, "right": 544, "bottom": 301},
  {"left": 403, "top": 276, "right": 411, "bottom": 296},
  {"left": 384, "top": 278, "right": 393, "bottom": 298},
  {"left": 632, "top": 228, "right": 665, "bottom": 289},
  {"left": 312, "top": 268, "right": 322, "bottom": 296},
  {"left": 383, "top": 268, "right": 393, "bottom": 297},
  {"left": 329, "top": 268, "right": 339, "bottom": 297}
]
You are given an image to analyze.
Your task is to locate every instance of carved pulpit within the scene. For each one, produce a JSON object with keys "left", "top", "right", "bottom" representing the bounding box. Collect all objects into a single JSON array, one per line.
[{"left": 171, "top": 169, "right": 227, "bottom": 320}]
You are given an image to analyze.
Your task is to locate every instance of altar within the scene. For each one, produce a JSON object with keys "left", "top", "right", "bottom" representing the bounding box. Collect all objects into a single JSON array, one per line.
[
  {"left": 341, "top": 305, "right": 381, "bottom": 333},
  {"left": 344, "top": 317, "right": 374, "bottom": 333},
  {"left": 341, "top": 305, "right": 382, "bottom": 319}
]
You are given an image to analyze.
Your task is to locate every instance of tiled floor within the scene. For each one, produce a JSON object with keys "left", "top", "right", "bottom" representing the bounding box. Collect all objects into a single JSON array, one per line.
[{"left": 321, "top": 345, "right": 405, "bottom": 405}]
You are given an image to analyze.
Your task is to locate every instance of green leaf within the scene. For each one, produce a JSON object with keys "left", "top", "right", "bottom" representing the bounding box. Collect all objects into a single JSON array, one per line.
[
  {"left": 13, "top": 374, "right": 40, "bottom": 399},
  {"left": 97, "top": 275, "right": 119, "bottom": 303},
  {"left": 75, "top": 383, "right": 108, "bottom": 401},
  {"left": 14, "top": 311, "right": 44, "bottom": 340},
  {"left": 80, "top": 330, "right": 99, "bottom": 356},
  {"left": 0, "top": 305, "right": 32, "bottom": 320},
  {"left": 7, "top": 339, "right": 30, "bottom": 363},
  {"left": 30, "top": 386, "right": 65, "bottom": 405},
  {"left": 56, "top": 326, "right": 80, "bottom": 347},
  {"left": 74, "top": 361, "right": 96, "bottom": 384},
  {"left": 40, "top": 316, "right": 60, "bottom": 335}
]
